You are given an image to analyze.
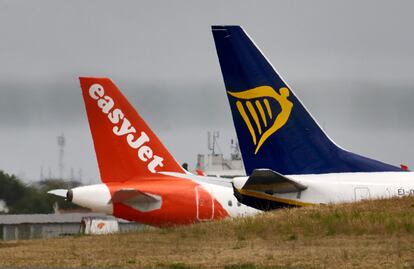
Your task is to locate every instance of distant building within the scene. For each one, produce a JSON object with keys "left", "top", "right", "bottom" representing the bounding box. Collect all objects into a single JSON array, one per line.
[
  {"left": 0, "top": 213, "right": 144, "bottom": 240},
  {"left": 196, "top": 133, "right": 245, "bottom": 178}
]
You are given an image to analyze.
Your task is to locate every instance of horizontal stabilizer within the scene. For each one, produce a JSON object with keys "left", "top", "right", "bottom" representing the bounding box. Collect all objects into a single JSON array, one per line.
[
  {"left": 236, "top": 169, "right": 307, "bottom": 194},
  {"left": 110, "top": 188, "right": 162, "bottom": 212}
]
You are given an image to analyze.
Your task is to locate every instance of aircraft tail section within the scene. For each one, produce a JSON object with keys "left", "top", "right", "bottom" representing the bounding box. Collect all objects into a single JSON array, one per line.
[
  {"left": 212, "top": 25, "right": 401, "bottom": 175},
  {"left": 79, "top": 77, "right": 185, "bottom": 183}
]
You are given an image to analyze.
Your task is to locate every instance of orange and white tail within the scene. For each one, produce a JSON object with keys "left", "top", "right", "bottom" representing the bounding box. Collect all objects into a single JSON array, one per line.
[{"left": 79, "top": 77, "right": 185, "bottom": 183}]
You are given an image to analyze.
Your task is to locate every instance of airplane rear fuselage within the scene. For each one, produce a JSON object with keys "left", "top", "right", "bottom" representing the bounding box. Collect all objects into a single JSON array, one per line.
[
  {"left": 234, "top": 172, "right": 414, "bottom": 207},
  {"left": 67, "top": 174, "right": 259, "bottom": 227}
]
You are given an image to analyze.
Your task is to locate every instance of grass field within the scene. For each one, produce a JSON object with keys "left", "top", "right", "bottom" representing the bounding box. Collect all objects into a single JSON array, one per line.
[{"left": 1, "top": 197, "right": 414, "bottom": 268}]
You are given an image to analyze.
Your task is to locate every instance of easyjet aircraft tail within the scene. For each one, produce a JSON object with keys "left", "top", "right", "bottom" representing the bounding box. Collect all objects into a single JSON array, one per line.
[
  {"left": 79, "top": 77, "right": 185, "bottom": 183},
  {"left": 212, "top": 25, "right": 402, "bottom": 175}
]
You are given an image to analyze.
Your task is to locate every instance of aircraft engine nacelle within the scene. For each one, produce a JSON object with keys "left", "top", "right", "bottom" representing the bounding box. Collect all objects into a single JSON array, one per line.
[{"left": 66, "top": 184, "right": 113, "bottom": 214}]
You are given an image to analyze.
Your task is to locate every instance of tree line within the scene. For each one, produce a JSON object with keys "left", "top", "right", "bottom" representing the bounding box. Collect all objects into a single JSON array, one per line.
[{"left": 0, "top": 170, "right": 81, "bottom": 214}]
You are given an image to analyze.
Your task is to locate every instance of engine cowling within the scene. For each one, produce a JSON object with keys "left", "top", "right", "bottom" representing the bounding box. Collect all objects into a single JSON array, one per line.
[
  {"left": 49, "top": 184, "right": 113, "bottom": 214},
  {"left": 70, "top": 184, "right": 113, "bottom": 214}
]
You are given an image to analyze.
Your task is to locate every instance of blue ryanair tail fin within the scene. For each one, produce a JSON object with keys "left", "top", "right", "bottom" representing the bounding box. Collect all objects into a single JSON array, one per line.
[{"left": 212, "top": 25, "right": 402, "bottom": 175}]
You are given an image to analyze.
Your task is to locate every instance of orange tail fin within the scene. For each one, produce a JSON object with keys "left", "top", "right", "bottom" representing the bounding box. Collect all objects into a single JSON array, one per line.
[{"left": 79, "top": 77, "right": 185, "bottom": 183}]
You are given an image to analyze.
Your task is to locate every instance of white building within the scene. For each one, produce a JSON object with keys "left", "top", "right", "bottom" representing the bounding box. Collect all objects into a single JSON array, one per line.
[{"left": 196, "top": 132, "right": 245, "bottom": 178}]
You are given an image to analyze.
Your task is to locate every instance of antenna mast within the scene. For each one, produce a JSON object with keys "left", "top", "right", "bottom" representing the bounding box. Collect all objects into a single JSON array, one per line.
[
  {"left": 57, "top": 133, "right": 65, "bottom": 179},
  {"left": 207, "top": 131, "right": 220, "bottom": 155}
]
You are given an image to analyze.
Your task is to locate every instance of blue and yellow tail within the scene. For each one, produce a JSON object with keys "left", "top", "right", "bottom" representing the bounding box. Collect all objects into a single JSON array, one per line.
[{"left": 212, "top": 25, "right": 401, "bottom": 175}]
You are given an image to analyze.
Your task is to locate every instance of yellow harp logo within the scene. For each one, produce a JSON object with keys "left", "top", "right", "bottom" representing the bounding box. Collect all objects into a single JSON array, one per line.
[{"left": 228, "top": 86, "right": 293, "bottom": 154}]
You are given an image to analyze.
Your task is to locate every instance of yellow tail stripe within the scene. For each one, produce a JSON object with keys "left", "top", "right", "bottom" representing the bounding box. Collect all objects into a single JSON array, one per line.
[
  {"left": 246, "top": 101, "right": 262, "bottom": 135},
  {"left": 255, "top": 100, "right": 267, "bottom": 127},
  {"left": 236, "top": 101, "right": 257, "bottom": 145},
  {"left": 264, "top": 98, "right": 272, "bottom": 119}
]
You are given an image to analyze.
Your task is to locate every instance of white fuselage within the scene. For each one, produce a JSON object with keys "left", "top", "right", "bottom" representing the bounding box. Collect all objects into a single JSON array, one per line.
[
  {"left": 196, "top": 179, "right": 260, "bottom": 217},
  {"left": 60, "top": 172, "right": 261, "bottom": 223},
  {"left": 234, "top": 171, "right": 414, "bottom": 205},
  {"left": 61, "top": 171, "right": 414, "bottom": 226},
  {"left": 160, "top": 172, "right": 260, "bottom": 217}
]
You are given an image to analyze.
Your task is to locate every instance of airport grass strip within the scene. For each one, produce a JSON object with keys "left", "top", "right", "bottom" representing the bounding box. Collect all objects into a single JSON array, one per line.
[{"left": 1, "top": 197, "right": 414, "bottom": 268}]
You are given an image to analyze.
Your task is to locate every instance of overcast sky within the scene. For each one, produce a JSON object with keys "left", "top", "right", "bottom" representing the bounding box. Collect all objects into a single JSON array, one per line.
[{"left": 1, "top": 1, "right": 414, "bottom": 182}]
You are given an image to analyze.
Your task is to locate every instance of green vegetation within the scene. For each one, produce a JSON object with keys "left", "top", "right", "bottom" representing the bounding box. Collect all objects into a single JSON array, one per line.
[
  {"left": 0, "top": 196, "right": 414, "bottom": 268},
  {"left": 0, "top": 170, "right": 81, "bottom": 214}
]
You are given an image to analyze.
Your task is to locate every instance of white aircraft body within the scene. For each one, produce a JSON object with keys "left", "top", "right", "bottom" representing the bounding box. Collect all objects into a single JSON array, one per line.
[{"left": 232, "top": 171, "right": 414, "bottom": 207}]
